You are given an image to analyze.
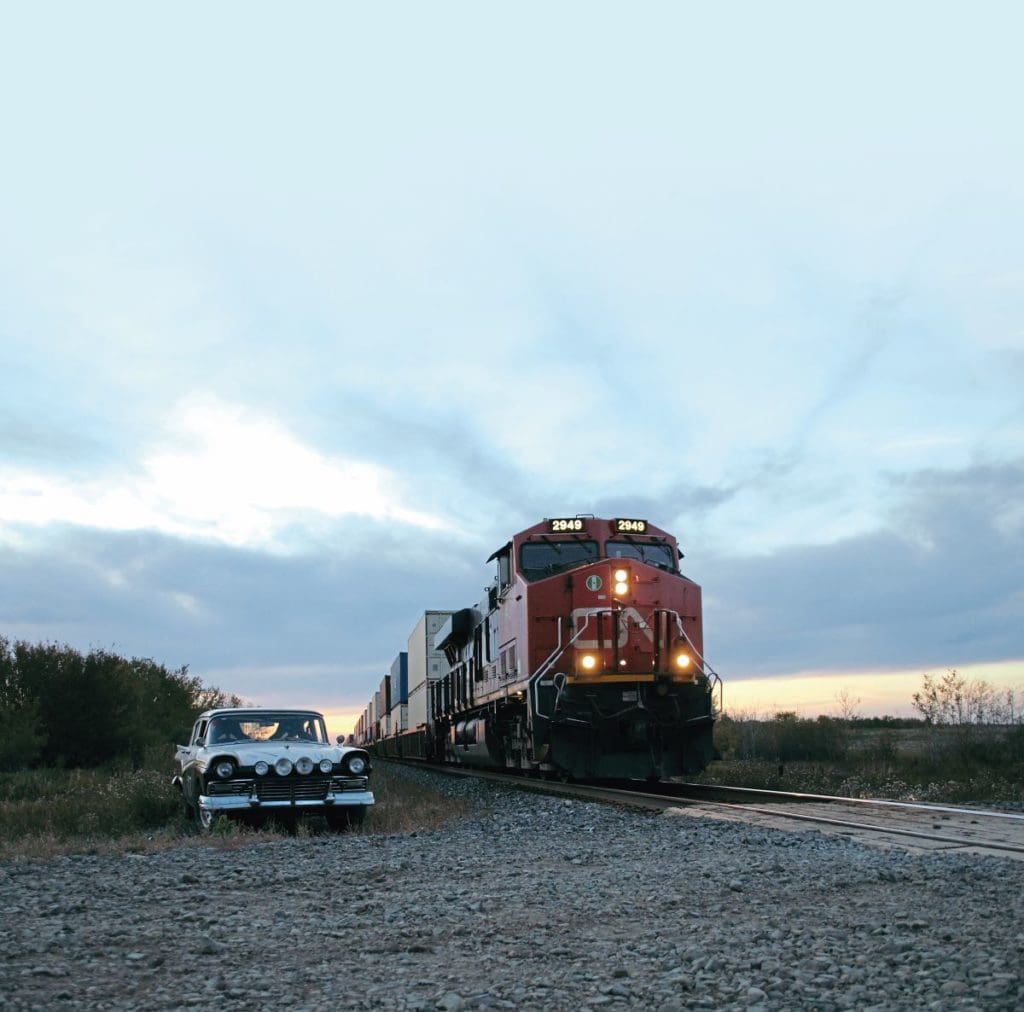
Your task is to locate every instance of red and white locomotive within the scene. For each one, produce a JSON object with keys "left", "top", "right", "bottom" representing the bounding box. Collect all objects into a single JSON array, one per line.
[{"left": 370, "top": 516, "right": 720, "bottom": 781}]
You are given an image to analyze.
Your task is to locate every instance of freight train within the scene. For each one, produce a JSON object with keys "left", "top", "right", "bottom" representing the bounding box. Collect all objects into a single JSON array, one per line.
[{"left": 353, "top": 516, "right": 721, "bottom": 780}]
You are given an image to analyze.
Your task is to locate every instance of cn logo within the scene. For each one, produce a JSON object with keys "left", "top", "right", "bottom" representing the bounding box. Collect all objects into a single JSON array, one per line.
[{"left": 570, "top": 608, "right": 654, "bottom": 648}]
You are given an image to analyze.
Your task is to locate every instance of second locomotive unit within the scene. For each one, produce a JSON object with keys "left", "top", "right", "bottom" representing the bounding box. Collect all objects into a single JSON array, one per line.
[{"left": 370, "top": 515, "right": 720, "bottom": 781}]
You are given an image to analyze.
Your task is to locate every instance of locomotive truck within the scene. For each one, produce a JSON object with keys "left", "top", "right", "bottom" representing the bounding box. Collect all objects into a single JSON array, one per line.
[{"left": 363, "top": 515, "right": 720, "bottom": 781}]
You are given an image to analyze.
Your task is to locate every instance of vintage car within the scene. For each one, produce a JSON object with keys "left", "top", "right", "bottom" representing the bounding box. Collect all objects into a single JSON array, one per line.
[{"left": 173, "top": 708, "right": 373, "bottom": 832}]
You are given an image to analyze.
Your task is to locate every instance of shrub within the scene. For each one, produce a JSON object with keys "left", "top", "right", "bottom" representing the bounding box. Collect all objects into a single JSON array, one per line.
[
  {"left": 0, "top": 701, "right": 45, "bottom": 771},
  {"left": 715, "top": 711, "right": 847, "bottom": 763},
  {"left": 0, "top": 635, "right": 241, "bottom": 771}
]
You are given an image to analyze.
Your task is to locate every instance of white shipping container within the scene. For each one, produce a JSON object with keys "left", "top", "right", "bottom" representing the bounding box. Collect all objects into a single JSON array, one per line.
[
  {"left": 407, "top": 609, "right": 454, "bottom": 694},
  {"left": 407, "top": 680, "right": 428, "bottom": 730},
  {"left": 381, "top": 711, "right": 391, "bottom": 738},
  {"left": 389, "top": 702, "right": 409, "bottom": 733}
]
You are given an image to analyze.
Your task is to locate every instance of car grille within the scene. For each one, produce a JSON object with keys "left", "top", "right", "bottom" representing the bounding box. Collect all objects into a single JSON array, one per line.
[
  {"left": 256, "top": 775, "right": 331, "bottom": 801},
  {"left": 208, "top": 780, "right": 254, "bottom": 796},
  {"left": 331, "top": 777, "right": 369, "bottom": 793}
]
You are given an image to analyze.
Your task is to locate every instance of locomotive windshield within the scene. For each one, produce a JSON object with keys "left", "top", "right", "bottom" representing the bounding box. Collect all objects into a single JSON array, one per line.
[
  {"left": 606, "top": 540, "right": 677, "bottom": 572},
  {"left": 520, "top": 539, "right": 599, "bottom": 581}
]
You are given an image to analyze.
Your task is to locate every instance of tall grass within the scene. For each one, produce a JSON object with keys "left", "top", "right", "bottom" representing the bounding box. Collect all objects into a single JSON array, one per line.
[
  {"left": 0, "top": 760, "right": 470, "bottom": 860},
  {"left": 0, "top": 767, "right": 181, "bottom": 854},
  {"left": 704, "top": 714, "right": 1024, "bottom": 803}
]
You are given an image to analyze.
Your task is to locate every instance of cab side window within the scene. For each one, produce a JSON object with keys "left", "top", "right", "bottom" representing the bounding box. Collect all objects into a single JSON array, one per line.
[{"left": 191, "top": 720, "right": 208, "bottom": 746}]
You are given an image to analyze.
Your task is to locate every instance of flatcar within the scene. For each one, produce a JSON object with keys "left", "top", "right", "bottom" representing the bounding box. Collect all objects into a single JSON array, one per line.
[{"left": 365, "top": 516, "right": 720, "bottom": 781}]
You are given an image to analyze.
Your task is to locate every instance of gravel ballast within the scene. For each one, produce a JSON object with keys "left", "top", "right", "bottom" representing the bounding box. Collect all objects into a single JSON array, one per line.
[{"left": 2, "top": 767, "right": 1022, "bottom": 1010}]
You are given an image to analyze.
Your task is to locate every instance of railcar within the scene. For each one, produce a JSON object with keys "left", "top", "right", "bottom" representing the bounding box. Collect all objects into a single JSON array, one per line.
[{"left": 367, "top": 516, "right": 720, "bottom": 781}]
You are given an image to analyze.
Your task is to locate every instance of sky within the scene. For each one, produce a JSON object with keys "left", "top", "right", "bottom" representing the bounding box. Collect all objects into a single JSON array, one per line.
[{"left": 1, "top": 2, "right": 1022, "bottom": 735}]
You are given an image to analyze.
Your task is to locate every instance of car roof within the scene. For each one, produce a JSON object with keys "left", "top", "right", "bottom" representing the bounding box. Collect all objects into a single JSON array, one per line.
[{"left": 197, "top": 707, "right": 325, "bottom": 720}]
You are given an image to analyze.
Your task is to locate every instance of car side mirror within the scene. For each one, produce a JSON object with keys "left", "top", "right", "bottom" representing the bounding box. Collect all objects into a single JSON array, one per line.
[
  {"left": 336, "top": 735, "right": 345, "bottom": 745},
  {"left": 194, "top": 738, "right": 205, "bottom": 747}
]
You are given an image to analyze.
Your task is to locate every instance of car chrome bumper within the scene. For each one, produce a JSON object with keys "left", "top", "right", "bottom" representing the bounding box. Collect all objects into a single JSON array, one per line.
[{"left": 198, "top": 791, "right": 375, "bottom": 812}]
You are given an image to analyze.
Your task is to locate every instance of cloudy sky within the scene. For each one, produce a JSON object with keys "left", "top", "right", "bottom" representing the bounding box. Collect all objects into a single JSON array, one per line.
[{"left": 2, "top": 3, "right": 1022, "bottom": 731}]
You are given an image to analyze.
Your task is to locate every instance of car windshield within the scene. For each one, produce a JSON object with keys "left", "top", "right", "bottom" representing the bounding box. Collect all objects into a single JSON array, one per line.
[
  {"left": 207, "top": 713, "right": 327, "bottom": 745},
  {"left": 520, "top": 539, "right": 600, "bottom": 581},
  {"left": 606, "top": 540, "right": 677, "bottom": 572}
]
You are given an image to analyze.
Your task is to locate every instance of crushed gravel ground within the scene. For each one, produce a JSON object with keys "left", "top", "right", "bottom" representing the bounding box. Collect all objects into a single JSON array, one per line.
[{"left": 1, "top": 765, "right": 1022, "bottom": 1010}]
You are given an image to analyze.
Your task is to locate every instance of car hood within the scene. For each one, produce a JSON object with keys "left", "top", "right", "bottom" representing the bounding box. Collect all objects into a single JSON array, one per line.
[{"left": 201, "top": 742, "right": 359, "bottom": 767}]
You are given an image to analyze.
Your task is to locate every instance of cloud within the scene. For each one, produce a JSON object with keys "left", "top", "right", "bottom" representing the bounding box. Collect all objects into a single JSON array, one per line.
[
  {"left": 696, "top": 458, "right": 1024, "bottom": 677},
  {"left": 0, "top": 524, "right": 483, "bottom": 709},
  {"left": 1, "top": 457, "right": 1020, "bottom": 729},
  {"left": 0, "top": 396, "right": 446, "bottom": 550}
]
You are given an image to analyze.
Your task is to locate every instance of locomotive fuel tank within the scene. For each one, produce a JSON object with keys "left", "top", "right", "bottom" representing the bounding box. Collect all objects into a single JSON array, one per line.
[{"left": 448, "top": 718, "right": 503, "bottom": 767}]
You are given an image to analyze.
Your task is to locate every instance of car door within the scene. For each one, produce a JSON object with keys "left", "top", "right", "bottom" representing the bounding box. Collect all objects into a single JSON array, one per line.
[{"left": 179, "top": 719, "right": 208, "bottom": 805}]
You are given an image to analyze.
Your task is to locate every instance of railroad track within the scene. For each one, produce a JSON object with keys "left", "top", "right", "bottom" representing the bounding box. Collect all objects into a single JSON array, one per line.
[{"left": 381, "top": 760, "right": 1024, "bottom": 858}]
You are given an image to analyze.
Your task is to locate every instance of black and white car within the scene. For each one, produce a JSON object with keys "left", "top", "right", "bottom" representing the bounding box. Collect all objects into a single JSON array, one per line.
[{"left": 173, "top": 708, "right": 373, "bottom": 832}]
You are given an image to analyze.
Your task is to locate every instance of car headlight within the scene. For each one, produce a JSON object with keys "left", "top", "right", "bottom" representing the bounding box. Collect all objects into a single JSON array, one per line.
[
  {"left": 254, "top": 761, "right": 269, "bottom": 776},
  {"left": 295, "top": 756, "right": 315, "bottom": 775},
  {"left": 319, "top": 758, "right": 333, "bottom": 774},
  {"left": 346, "top": 755, "right": 367, "bottom": 775},
  {"left": 274, "top": 757, "right": 293, "bottom": 776},
  {"left": 214, "top": 760, "right": 235, "bottom": 779}
]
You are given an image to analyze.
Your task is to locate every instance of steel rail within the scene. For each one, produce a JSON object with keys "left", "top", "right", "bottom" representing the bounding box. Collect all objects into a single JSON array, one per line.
[
  {"left": 671, "top": 781, "right": 1024, "bottom": 822},
  {"left": 380, "top": 760, "right": 1024, "bottom": 856},
  {"left": 676, "top": 796, "right": 1024, "bottom": 856}
]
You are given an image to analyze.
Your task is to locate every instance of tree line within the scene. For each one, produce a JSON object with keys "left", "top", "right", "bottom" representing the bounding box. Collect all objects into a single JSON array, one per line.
[
  {"left": 716, "top": 670, "right": 1023, "bottom": 767},
  {"left": 0, "top": 636, "right": 241, "bottom": 771}
]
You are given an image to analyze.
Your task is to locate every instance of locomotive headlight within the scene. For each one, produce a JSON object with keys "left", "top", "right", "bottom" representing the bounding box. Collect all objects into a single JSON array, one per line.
[
  {"left": 274, "top": 757, "right": 294, "bottom": 776},
  {"left": 613, "top": 568, "right": 628, "bottom": 583},
  {"left": 675, "top": 653, "right": 692, "bottom": 669},
  {"left": 614, "top": 580, "right": 629, "bottom": 596},
  {"left": 580, "top": 653, "right": 598, "bottom": 671}
]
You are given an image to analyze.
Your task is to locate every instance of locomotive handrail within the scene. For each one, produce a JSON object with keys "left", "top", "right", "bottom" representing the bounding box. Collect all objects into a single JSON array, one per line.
[
  {"left": 667, "top": 609, "right": 723, "bottom": 692},
  {"left": 528, "top": 613, "right": 597, "bottom": 721},
  {"left": 528, "top": 607, "right": 725, "bottom": 724},
  {"left": 530, "top": 608, "right": 725, "bottom": 722},
  {"left": 669, "top": 609, "right": 724, "bottom": 714}
]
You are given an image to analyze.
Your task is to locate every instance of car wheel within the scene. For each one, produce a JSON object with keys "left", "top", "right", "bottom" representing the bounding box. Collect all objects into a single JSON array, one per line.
[
  {"left": 195, "top": 803, "right": 216, "bottom": 833},
  {"left": 183, "top": 775, "right": 202, "bottom": 825}
]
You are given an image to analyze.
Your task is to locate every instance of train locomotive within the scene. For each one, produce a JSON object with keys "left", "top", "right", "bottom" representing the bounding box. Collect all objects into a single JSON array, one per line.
[{"left": 364, "top": 516, "right": 721, "bottom": 781}]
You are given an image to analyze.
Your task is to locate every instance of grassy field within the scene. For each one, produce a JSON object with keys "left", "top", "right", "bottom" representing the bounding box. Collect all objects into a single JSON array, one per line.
[
  {"left": 0, "top": 762, "right": 470, "bottom": 860},
  {"left": 4, "top": 722, "right": 1020, "bottom": 860},
  {"left": 696, "top": 758, "right": 1024, "bottom": 804},
  {"left": 700, "top": 722, "right": 1024, "bottom": 804}
]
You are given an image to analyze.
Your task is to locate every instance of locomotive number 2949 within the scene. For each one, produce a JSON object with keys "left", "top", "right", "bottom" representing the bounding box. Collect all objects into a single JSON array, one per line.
[
  {"left": 614, "top": 518, "right": 648, "bottom": 533},
  {"left": 549, "top": 518, "right": 585, "bottom": 532}
]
